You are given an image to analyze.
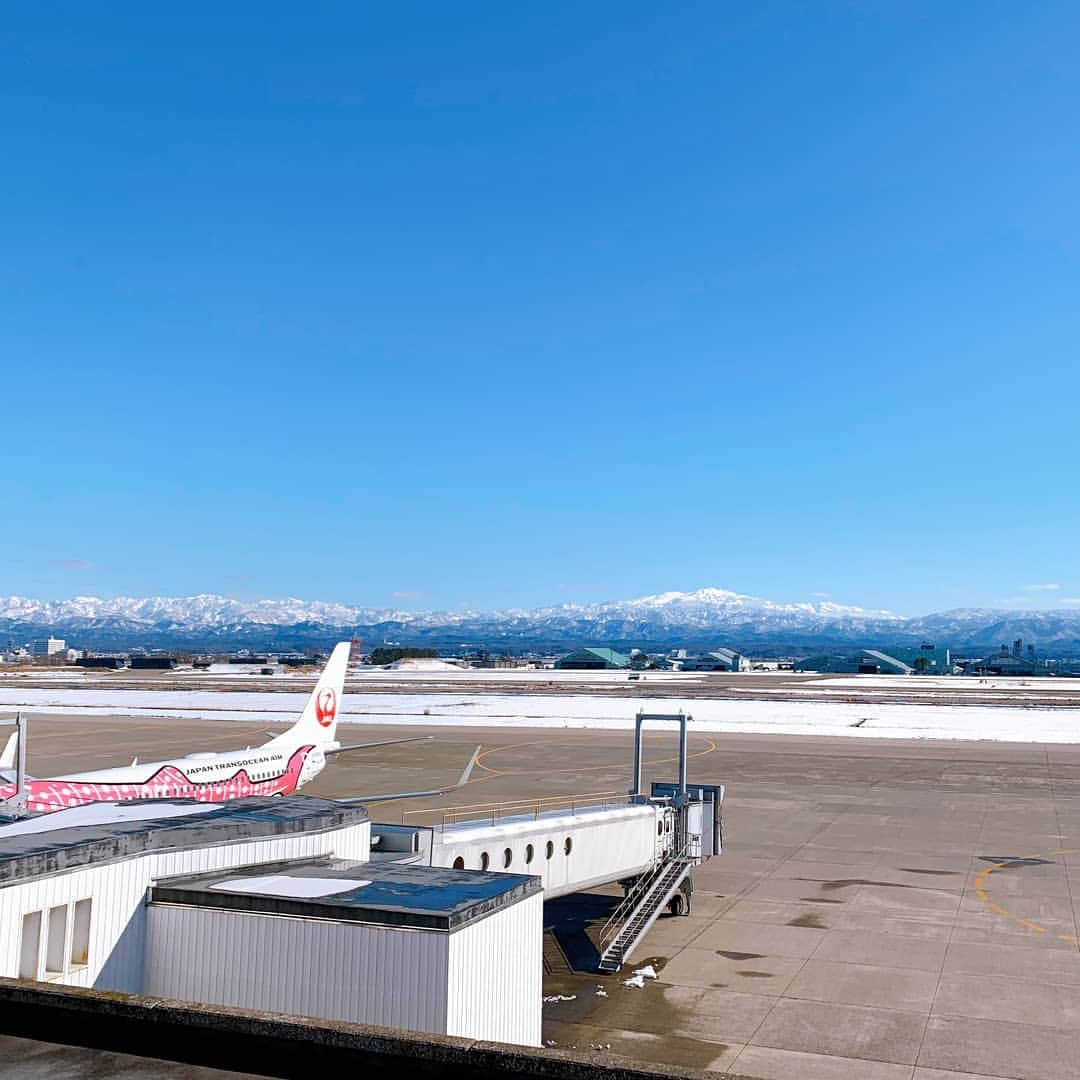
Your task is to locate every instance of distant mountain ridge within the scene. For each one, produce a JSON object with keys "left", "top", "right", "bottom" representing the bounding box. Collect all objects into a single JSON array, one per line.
[{"left": 3, "top": 588, "right": 1080, "bottom": 655}]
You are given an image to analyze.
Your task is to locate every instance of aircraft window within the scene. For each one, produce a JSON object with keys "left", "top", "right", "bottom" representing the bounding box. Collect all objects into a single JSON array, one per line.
[
  {"left": 546, "top": 840, "right": 554, "bottom": 860},
  {"left": 19, "top": 911, "right": 42, "bottom": 980},
  {"left": 657, "top": 820, "right": 663, "bottom": 836},
  {"left": 70, "top": 899, "right": 92, "bottom": 967},
  {"left": 480, "top": 852, "right": 490, "bottom": 871},
  {"left": 564, "top": 837, "right": 573, "bottom": 856},
  {"left": 503, "top": 848, "right": 513, "bottom": 868},
  {"left": 525, "top": 843, "right": 534, "bottom": 864},
  {"left": 452, "top": 856, "right": 465, "bottom": 870}
]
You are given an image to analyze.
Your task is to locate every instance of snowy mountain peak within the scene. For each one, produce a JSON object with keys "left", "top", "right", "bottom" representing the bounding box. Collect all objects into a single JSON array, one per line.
[{"left": 3, "top": 588, "right": 1080, "bottom": 653}]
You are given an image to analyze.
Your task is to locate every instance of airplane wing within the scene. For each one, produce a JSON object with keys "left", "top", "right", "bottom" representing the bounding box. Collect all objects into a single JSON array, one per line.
[
  {"left": 324, "top": 736, "right": 434, "bottom": 756},
  {"left": 341, "top": 744, "right": 482, "bottom": 803}
]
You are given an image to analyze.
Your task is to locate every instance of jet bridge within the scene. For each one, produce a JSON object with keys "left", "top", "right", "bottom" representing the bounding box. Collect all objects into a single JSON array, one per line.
[{"left": 370, "top": 710, "right": 723, "bottom": 972}]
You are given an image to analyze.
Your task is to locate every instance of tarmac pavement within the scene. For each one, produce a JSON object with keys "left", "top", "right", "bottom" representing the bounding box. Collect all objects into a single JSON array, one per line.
[{"left": 9, "top": 715, "right": 1080, "bottom": 1078}]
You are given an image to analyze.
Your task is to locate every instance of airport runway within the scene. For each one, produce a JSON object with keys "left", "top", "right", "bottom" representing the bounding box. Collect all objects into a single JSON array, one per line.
[
  {"left": 10, "top": 714, "right": 1080, "bottom": 1079},
  {"left": 8, "top": 667, "right": 1080, "bottom": 709}
]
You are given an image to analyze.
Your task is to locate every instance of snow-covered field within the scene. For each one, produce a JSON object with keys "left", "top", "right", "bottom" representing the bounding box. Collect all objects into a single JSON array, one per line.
[{"left": 0, "top": 686, "right": 1078, "bottom": 742}]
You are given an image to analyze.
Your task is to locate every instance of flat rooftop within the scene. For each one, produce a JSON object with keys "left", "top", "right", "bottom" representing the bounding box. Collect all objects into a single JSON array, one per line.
[
  {"left": 152, "top": 858, "right": 540, "bottom": 931},
  {"left": 0, "top": 796, "right": 368, "bottom": 886}
]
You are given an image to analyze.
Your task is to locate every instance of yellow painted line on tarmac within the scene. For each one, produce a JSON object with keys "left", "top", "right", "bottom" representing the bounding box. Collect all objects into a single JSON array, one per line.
[
  {"left": 1016, "top": 919, "right": 1048, "bottom": 933},
  {"left": 974, "top": 849, "right": 1079, "bottom": 942}
]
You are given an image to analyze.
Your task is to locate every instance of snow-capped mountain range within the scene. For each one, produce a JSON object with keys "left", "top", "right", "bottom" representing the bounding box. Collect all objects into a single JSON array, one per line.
[{"left": 5, "top": 588, "right": 1080, "bottom": 654}]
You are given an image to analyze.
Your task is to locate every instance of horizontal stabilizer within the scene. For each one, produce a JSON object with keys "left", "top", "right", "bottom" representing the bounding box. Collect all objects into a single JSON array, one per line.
[
  {"left": 324, "top": 735, "right": 434, "bottom": 756},
  {"left": 344, "top": 745, "right": 483, "bottom": 804}
]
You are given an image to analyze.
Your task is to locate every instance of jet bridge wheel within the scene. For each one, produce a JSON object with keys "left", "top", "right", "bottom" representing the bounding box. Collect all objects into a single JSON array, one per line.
[{"left": 667, "top": 875, "right": 693, "bottom": 917}]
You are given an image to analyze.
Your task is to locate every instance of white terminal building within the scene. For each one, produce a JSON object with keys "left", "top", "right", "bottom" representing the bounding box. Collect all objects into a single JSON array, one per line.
[
  {"left": 27, "top": 638, "right": 66, "bottom": 657},
  {"left": 0, "top": 716, "right": 722, "bottom": 1050}
]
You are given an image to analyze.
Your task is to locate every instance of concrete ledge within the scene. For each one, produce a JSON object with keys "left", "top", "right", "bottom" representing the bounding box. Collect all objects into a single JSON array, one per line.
[{"left": 0, "top": 979, "right": 748, "bottom": 1080}]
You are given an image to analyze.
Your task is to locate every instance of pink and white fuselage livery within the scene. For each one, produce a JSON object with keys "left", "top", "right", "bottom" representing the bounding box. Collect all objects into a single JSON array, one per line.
[{"left": 0, "top": 642, "right": 354, "bottom": 815}]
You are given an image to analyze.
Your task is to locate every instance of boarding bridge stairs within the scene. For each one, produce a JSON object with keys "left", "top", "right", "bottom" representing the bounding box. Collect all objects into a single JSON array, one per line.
[{"left": 596, "top": 839, "right": 696, "bottom": 974}]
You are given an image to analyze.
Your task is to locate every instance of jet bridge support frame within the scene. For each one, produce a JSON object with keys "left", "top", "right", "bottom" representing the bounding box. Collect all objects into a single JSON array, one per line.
[{"left": 631, "top": 710, "right": 690, "bottom": 807}]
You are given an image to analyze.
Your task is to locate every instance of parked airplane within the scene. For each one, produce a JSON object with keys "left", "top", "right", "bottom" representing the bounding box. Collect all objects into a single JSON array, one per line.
[{"left": 0, "top": 641, "right": 477, "bottom": 815}]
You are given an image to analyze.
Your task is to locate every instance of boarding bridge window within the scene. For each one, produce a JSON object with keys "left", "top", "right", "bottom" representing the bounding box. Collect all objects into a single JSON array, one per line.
[
  {"left": 452, "top": 856, "right": 465, "bottom": 870},
  {"left": 70, "top": 899, "right": 92, "bottom": 968},
  {"left": 503, "top": 848, "right": 513, "bottom": 868},
  {"left": 19, "top": 911, "right": 42, "bottom": 980},
  {"left": 45, "top": 905, "right": 67, "bottom": 978}
]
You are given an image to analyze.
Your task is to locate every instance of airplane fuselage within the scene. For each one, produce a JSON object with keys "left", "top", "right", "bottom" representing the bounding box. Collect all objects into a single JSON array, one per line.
[{"left": 0, "top": 744, "right": 326, "bottom": 815}]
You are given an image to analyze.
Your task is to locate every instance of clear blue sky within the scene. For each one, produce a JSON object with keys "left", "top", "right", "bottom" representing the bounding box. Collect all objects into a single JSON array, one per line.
[{"left": 4, "top": 2, "right": 1079, "bottom": 615}]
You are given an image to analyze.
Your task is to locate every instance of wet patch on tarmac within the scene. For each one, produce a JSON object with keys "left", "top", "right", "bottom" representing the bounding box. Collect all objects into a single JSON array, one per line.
[
  {"left": 811, "top": 878, "right": 923, "bottom": 891},
  {"left": 542, "top": 956, "right": 730, "bottom": 1072},
  {"left": 897, "top": 867, "right": 960, "bottom": 875},
  {"left": 787, "top": 912, "right": 828, "bottom": 928},
  {"left": 979, "top": 855, "right": 1055, "bottom": 869},
  {"left": 717, "top": 950, "right": 764, "bottom": 961}
]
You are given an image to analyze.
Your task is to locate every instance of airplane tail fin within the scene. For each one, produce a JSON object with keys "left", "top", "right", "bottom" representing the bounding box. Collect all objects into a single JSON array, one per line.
[{"left": 269, "top": 642, "right": 351, "bottom": 748}]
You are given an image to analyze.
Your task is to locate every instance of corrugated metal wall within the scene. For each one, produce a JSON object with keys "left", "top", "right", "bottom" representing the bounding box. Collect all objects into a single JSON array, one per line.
[
  {"left": 446, "top": 891, "right": 542, "bottom": 1047},
  {"left": 0, "top": 820, "right": 370, "bottom": 993},
  {"left": 431, "top": 804, "right": 664, "bottom": 898},
  {"left": 146, "top": 905, "right": 450, "bottom": 1035}
]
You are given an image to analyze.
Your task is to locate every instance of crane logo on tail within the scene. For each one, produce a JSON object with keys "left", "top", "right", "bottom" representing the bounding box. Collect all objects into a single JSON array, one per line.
[{"left": 315, "top": 688, "right": 337, "bottom": 727}]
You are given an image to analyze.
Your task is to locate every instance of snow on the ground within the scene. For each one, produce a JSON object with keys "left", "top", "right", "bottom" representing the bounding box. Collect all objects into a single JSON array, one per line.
[
  {"left": 816, "top": 674, "right": 1080, "bottom": 691},
  {"left": 0, "top": 687, "right": 1078, "bottom": 742},
  {"left": 386, "top": 658, "right": 465, "bottom": 672}
]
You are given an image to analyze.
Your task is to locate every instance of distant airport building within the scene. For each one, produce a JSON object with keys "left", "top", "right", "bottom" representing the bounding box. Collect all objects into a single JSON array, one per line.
[
  {"left": 554, "top": 647, "right": 631, "bottom": 670},
  {"left": 28, "top": 637, "right": 66, "bottom": 657},
  {"left": 129, "top": 657, "right": 178, "bottom": 670},
  {"left": 75, "top": 656, "right": 127, "bottom": 670},
  {"left": 673, "top": 648, "right": 747, "bottom": 672},
  {"left": 795, "top": 644, "right": 953, "bottom": 675},
  {"left": 967, "top": 639, "right": 1045, "bottom": 676}
]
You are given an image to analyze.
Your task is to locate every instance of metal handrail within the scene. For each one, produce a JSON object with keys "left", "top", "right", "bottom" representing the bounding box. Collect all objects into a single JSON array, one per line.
[
  {"left": 400, "top": 789, "right": 634, "bottom": 828},
  {"left": 597, "top": 838, "right": 691, "bottom": 951}
]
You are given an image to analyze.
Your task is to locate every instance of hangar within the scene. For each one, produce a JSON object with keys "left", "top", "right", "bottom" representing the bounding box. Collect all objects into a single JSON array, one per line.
[
  {"left": 675, "top": 647, "right": 747, "bottom": 672},
  {"left": 554, "top": 647, "right": 630, "bottom": 670},
  {"left": 795, "top": 643, "right": 953, "bottom": 675}
]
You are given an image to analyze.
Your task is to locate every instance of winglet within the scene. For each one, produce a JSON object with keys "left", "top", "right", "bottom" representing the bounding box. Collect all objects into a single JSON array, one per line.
[
  {"left": 457, "top": 745, "right": 482, "bottom": 788},
  {"left": 0, "top": 732, "right": 17, "bottom": 771},
  {"left": 342, "top": 744, "right": 485, "bottom": 804}
]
